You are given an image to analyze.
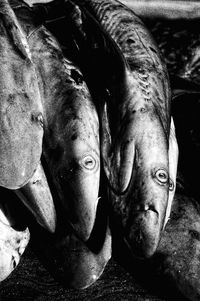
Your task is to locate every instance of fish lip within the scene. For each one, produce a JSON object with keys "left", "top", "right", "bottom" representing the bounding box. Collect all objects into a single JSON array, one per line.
[{"left": 133, "top": 204, "right": 159, "bottom": 215}]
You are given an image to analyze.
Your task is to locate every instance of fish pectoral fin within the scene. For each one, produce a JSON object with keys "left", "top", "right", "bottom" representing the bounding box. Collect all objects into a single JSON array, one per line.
[
  {"left": 164, "top": 117, "right": 179, "bottom": 227},
  {"left": 102, "top": 103, "right": 135, "bottom": 194},
  {"left": 110, "top": 134, "right": 135, "bottom": 194}
]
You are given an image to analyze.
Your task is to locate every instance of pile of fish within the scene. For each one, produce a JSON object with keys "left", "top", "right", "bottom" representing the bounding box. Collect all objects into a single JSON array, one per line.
[{"left": 1, "top": 0, "right": 200, "bottom": 299}]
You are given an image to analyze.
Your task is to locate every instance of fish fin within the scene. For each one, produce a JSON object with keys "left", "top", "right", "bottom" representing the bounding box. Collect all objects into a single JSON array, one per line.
[
  {"left": 0, "top": 0, "right": 32, "bottom": 61},
  {"left": 101, "top": 102, "right": 135, "bottom": 194},
  {"left": 164, "top": 117, "right": 179, "bottom": 228}
]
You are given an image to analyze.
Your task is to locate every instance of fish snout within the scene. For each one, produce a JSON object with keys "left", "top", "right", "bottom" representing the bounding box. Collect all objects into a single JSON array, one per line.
[
  {"left": 122, "top": 166, "right": 169, "bottom": 258},
  {"left": 125, "top": 204, "right": 160, "bottom": 258},
  {"left": 57, "top": 153, "right": 100, "bottom": 241}
]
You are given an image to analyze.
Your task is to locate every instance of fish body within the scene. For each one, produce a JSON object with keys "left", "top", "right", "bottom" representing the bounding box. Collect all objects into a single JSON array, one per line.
[
  {"left": 0, "top": 189, "right": 30, "bottom": 282},
  {"left": 0, "top": 0, "right": 44, "bottom": 189},
  {"left": 64, "top": 0, "right": 177, "bottom": 257},
  {"left": 14, "top": 2, "right": 101, "bottom": 242}
]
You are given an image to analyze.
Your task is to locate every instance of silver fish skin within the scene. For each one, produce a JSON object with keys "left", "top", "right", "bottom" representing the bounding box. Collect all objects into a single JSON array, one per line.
[
  {"left": 0, "top": 0, "right": 44, "bottom": 189},
  {"left": 14, "top": 3, "right": 101, "bottom": 242},
  {"left": 15, "top": 162, "right": 56, "bottom": 233},
  {"left": 71, "top": 0, "right": 177, "bottom": 257},
  {"left": 0, "top": 191, "right": 30, "bottom": 282}
]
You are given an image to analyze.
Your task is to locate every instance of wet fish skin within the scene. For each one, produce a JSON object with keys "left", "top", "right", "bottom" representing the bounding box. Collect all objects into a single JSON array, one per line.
[
  {"left": 0, "top": 190, "right": 30, "bottom": 282},
  {"left": 118, "top": 117, "right": 178, "bottom": 257},
  {"left": 30, "top": 201, "right": 111, "bottom": 289},
  {"left": 70, "top": 0, "right": 175, "bottom": 257},
  {"left": 14, "top": 3, "right": 100, "bottom": 242},
  {"left": 0, "top": 0, "right": 44, "bottom": 189},
  {"left": 15, "top": 162, "right": 56, "bottom": 233}
]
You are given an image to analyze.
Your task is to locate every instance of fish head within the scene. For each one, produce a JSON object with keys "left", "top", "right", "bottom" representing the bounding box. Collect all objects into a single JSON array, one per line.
[
  {"left": 109, "top": 111, "right": 174, "bottom": 258},
  {"left": 47, "top": 93, "right": 100, "bottom": 242},
  {"left": 57, "top": 140, "right": 100, "bottom": 242}
]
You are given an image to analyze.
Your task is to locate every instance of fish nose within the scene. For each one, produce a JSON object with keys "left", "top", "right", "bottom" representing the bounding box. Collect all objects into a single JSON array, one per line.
[
  {"left": 125, "top": 205, "right": 160, "bottom": 258},
  {"left": 70, "top": 196, "right": 100, "bottom": 242}
]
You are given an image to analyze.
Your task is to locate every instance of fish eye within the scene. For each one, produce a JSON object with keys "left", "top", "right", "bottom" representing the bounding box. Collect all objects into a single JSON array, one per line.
[
  {"left": 155, "top": 169, "right": 168, "bottom": 185},
  {"left": 169, "top": 179, "right": 174, "bottom": 191},
  {"left": 81, "top": 155, "right": 96, "bottom": 170}
]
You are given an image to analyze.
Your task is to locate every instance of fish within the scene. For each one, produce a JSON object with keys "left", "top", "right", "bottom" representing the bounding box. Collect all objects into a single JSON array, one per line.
[
  {"left": 0, "top": 0, "right": 44, "bottom": 189},
  {"left": 14, "top": 1, "right": 101, "bottom": 242},
  {"left": 0, "top": 188, "right": 30, "bottom": 282},
  {"left": 155, "top": 182, "right": 200, "bottom": 301},
  {"left": 25, "top": 0, "right": 178, "bottom": 257},
  {"left": 60, "top": 0, "right": 178, "bottom": 257},
  {"left": 14, "top": 3, "right": 112, "bottom": 287},
  {"left": 30, "top": 196, "right": 111, "bottom": 289},
  {"left": 153, "top": 91, "right": 200, "bottom": 301},
  {"left": 15, "top": 162, "right": 56, "bottom": 233}
]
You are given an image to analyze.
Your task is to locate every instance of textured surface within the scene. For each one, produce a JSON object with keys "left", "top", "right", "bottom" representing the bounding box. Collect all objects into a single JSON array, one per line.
[
  {"left": 0, "top": 2, "right": 199, "bottom": 301},
  {"left": 0, "top": 246, "right": 172, "bottom": 301}
]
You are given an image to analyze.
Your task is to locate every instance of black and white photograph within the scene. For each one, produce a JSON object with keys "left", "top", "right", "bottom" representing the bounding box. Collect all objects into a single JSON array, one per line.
[{"left": 0, "top": 0, "right": 199, "bottom": 300}]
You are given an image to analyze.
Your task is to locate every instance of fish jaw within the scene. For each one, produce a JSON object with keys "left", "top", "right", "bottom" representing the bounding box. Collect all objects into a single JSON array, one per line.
[
  {"left": 124, "top": 171, "right": 168, "bottom": 258},
  {"left": 15, "top": 163, "right": 57, "bottom": 233}
]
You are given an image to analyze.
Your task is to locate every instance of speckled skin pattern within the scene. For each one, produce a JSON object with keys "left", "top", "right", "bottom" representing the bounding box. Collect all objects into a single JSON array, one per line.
[
  {"left": 0, "top": 0, "right": 44, "bottom": 189},
  {"left": 9, "top": 1, "right": 111, "bottom": 289},
  {"left": 72, "top": 0, "right": 176, "bottom": 258}
]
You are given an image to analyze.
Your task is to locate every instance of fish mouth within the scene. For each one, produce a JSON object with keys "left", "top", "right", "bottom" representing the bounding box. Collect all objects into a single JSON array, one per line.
[{"left": 124, "top": 205, "right": 161, "bottom": 258}]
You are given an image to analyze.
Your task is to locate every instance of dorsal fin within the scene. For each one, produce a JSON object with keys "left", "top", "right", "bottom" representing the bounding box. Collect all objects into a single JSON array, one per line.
[{"left": 0, "top": 0, "right": 31, "bottom": 61}]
